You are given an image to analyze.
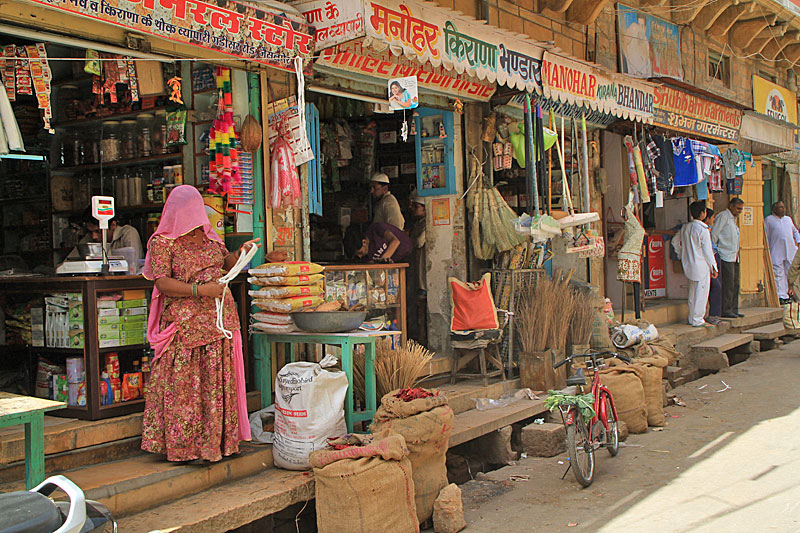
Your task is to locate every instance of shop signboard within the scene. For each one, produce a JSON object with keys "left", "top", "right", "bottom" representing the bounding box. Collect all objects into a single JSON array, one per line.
[
  {"left": 752, "top": 75, "right": 798, "bottom": 125},
  {"left": 644, "top": 234, "right": 665, "bottom": 299},
  {"left": 294, "top": 0, "right": 365, "bottom": 49},
  {"left": 541, "top": 51, "right": 655, "bottom": 123},
  {"left": 652, "top": 85, "right": 742, "bottom": 143},
  {"left": 21, "top": 0, "right": 313, "bottom": 70},
  {"left": 617, "top": 4, "right": 682, "bottom": 80},
  {"left": 360, "top": 0, "right": 545, "bottom": 92},
  {"left": 316, "top": 42, "right": 496, "bottom": 101}
]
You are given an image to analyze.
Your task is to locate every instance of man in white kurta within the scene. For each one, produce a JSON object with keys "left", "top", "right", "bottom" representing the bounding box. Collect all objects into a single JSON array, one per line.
[
  {"left": 676, "top": 202, "right": 718, "bottom": 327},
  {"left": 764, "top": 201, "right": 800, "bottom": 303}
]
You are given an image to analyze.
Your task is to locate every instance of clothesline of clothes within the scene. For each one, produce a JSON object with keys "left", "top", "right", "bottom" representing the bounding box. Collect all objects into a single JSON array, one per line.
[{"left": 639, "top": 133, "right": 754, "bottom": 202}]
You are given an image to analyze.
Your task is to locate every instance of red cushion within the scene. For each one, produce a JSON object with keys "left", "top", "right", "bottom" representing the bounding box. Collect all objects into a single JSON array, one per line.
[{"left": 450, "top": 273, "right": 499, "bottom": 332}]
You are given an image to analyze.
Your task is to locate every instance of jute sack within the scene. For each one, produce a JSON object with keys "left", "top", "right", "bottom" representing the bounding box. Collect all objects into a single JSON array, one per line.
[
  {"left": 598, "top": 367, "right": 647, "bottom": 434},
  {"left": 611, "top": 353, "right": 668, "bottom": 427},
  {"left": 372, "top": 389, "right": 454, "bottom": 524},
  {"left": 636, "top": 339, "right": 681, "bottom": 365},
  {"left": 309, "top": 434, "right": 419, "bottom": 533}
]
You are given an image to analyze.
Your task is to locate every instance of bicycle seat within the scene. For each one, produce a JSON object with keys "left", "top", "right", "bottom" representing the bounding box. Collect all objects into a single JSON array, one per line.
[{"left": 566, "top": 367, "right": 587, "bottom": 386}]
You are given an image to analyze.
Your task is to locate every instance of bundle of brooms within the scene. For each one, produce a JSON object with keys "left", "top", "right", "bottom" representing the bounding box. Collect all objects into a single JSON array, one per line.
[
  {"left": 353, "top": 338, "right": 435, "bottom": 402},
  {"left": 567, "top": 296, "right": 594, "bottom": 347},
  {"left": 516, "top": 274, "right": 575, "bottom": 353}
]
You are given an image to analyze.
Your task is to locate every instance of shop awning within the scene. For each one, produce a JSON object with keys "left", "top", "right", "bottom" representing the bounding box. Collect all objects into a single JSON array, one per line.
[
  {"left": 16, "top": 0, "right": 313, "bottom": 70},
  {"left": 739, "top": 111, "right": 796, "bottom": 155}
]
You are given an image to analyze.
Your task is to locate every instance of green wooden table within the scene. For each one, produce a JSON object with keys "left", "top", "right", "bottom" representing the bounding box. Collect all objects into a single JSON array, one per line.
[
  {"left": 0, "top": 392, "right": 66, "bottom": 489},
  {"left": 253, "top": 330, "right": 401, "bottom": 432}
]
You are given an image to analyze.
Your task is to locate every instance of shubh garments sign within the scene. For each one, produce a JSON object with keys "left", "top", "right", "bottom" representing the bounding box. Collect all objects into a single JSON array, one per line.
[
  {"left": 22, "top": 0, "right": 313, "bottom": 69},
  {"left": 652, "top": 85, "right": 742, "bottom": 143}
]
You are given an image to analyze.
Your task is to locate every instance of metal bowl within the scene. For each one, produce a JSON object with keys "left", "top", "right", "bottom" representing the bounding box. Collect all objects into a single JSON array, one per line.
[
  {"left": 77, "top": 242, "right": 104, "bottom": 258},
  {"left": 292, "top": 311, "right": 367, "bottom": 333}
]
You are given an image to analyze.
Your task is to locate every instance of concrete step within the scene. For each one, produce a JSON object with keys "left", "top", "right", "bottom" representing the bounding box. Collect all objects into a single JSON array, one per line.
[
  {"left": 659, "top": 322, "right": 732, "bottom": 361},
  {"left": 742, "top": 322, "right": 786, "bottom": 339},
  {"left": 0, "top": 443, "right": 275, "bottom": 518},
  {"left": 448, "top": 398, "right": 547, "bottom": 448},
  {"left": 116, "top": 467, "right": 314, "bottom": 533},
  {"left": 723, "top": 307, "right": 783, "bottom": 332},
  {"left": 426, "top": 378, "right": 522, "bottom": 416},
  {"left": 690, "top": 333, "right": 755, "bottom": 371}
]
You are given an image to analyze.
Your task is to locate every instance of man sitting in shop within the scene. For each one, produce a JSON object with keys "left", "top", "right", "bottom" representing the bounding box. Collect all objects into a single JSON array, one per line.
[
  {"left": 69, "top": 210, "right": 144, "bottom": 261},
  {"left": 370, "top": 172, "right": 405, "bottom": 231},
  {"left": 344, "top": 222, "right": 412, "bottom": 264}
]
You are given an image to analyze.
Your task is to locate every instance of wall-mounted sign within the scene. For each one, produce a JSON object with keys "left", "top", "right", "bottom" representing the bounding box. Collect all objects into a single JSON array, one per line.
[
  {"left": 617, "top": 4, "right": 682, "bottom": 80},
  {"left": 388, "top": 76, "right": 419, "bottom": 110},
  {"left": 23, "top": 0, "right": 313, "bottom": 69},
  {"left": 541, "top": 51, "right": 656, "bottom": 123},
  {"left": 742, "top": 206, "right": 754, "bottom": 226},
  {"left": 753, "top": 75, "right": 797, "bottom": 125},
  {"left": 432, "top": 198, "right": 450, "bottom": 226},
  {"left": 296, "top": 0, "right": 365, "bottom": 49},
  {"left": 316, "top": 43, "right": 496, "bottom": 101},
  {"left": 644, "top": 235, "right": 665, "bottom": 298},
  {"left": 652, "top": 85, "right": 742, "bottom": 143}
]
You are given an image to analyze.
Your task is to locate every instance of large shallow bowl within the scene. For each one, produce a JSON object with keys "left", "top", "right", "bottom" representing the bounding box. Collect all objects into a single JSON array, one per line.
[{"left": 292, "top": 311, "right": 367, "bottom": 333}]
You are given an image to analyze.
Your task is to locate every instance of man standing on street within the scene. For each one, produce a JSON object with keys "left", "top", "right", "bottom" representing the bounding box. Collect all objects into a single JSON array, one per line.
[
  {"left": 676, "top": 201, "right": 718, "bottom": 328},
  {"left": 711, "top": 198, "right": 744, "bottom": 318},
  {"left": 765, "top": 201, "right": 800, "bottom": 304},
  {"left": 369, "top": 172, "right": 405, "bottom": 231}
]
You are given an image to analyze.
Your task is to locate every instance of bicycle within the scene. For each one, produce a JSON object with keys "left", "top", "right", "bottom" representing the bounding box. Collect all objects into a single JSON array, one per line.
[{"left": 548, "top": 350, "right": 631, "bottom": 487}]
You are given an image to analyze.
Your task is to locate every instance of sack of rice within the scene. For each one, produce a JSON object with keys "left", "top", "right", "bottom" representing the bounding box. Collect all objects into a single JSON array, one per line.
[
  {"left": 248, "top": 274, "right": 325, "bottom": 286},
  {"left": 250, "top": 261, "right": 324, "bottom": 277},
  {"left": 253, "top": 295, "right": 323, "bottom": 313},
  {"left": 249, "top": 283, "right": 324, "bottom": 299},
  {"left": 252, "top": 311, "right": 293, "bottom": 324}
]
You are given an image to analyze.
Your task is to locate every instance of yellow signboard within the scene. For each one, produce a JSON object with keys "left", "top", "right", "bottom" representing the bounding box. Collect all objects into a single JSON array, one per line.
[{"left": 753, "top": 75, "right": 797, "bottom": 125}]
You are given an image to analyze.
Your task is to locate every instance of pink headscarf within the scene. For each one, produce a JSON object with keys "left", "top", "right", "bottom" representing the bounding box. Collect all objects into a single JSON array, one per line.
[{"left": 144, "top": 185, "right": 251, "bottom": 441}]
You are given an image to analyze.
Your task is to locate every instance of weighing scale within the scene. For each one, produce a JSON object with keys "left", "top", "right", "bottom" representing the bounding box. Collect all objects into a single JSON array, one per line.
[{"left": 56, "top": 196, "right": 129, "bottom": 276}]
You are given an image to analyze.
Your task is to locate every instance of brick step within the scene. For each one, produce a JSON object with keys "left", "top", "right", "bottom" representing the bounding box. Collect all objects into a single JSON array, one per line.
[
  {"left": 690, "top": 333, "right": 755, "bottom": 371},
  {"left": 0, "top": 443, "right": 275, "bottom": 518}
]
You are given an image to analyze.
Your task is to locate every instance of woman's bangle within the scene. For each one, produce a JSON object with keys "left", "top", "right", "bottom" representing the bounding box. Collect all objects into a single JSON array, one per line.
[{"left": 192, "top": 282, "right": 198, "bottom": 297}]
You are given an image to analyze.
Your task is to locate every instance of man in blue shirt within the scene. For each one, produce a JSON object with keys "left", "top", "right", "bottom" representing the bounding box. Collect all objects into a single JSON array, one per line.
[{"left": 710, "top": 198, "right": 744, "bottom": 318}]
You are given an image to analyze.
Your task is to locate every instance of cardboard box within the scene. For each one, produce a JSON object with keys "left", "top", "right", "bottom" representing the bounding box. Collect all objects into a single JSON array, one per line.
[
  {"left": 121, "top": 307, "right": 147, "bottom": 316},
  {"left": 98, "top": 330, "right": 120, "bottom": 341},
  {"left": 99, "top": 338, "right": 121, "bottom": 348},
  {"left": 117, "top": 299, "right": 147, "bottom": 309},
  {"left": 123, "top": 289, "right": 147, "bottom": 300},
  {"left": 98, "top": 323, "right": 121, "bottom": 335},
  {"left": 98, "top": 315, "right": 122, "bottom": 326},
  {"left": 96, "top": 300, "right": 117, "bottom": 309},
  {"left": 98, "top": 308, "right": 120, "bottom": 317}
]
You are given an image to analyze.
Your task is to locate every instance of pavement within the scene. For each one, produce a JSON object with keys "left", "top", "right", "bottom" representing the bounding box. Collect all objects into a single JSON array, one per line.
[{"left": 461, "top": 341, "right": 800, "bottom": 532}]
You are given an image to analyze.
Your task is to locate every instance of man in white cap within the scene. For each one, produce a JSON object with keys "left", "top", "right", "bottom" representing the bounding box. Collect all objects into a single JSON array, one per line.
[{"left": 370, "top": 172, "right": 405, "bottom": 231}]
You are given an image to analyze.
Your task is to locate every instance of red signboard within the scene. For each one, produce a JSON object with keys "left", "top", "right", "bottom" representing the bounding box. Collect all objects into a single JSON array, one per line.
[
  {"left": 644, "top": 235, "right": 665, "bottom": 299},
  {"left": 652, "top": 85, "right": 742, "bottom": 143}
]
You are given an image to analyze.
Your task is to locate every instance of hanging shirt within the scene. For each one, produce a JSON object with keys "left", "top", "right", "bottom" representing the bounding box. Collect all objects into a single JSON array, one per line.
[
  {"left": 765, "top": 214, "right": 800, "bottom": 266},
  {"left": 710, "top": 209, "right": 740, "bottom": 263},
  {"left": 677, "top": 219, "right": 717, "bottom": 282},
  {"left": 672, "top": 137, "right": 698, "bottom": 187},
  {"left": 652, "top": 135, "right": 674, "bottom": 192}
]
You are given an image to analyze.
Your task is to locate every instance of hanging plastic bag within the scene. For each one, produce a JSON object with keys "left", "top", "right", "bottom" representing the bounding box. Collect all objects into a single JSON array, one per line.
[{"left": 270, "top": 135, "right": 301, "bottom": 208}]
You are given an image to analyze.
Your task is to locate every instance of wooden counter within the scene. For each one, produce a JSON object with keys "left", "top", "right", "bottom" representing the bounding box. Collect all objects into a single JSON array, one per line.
[{"left": 0, "top": 274, "right": 250, "bottom": 420}]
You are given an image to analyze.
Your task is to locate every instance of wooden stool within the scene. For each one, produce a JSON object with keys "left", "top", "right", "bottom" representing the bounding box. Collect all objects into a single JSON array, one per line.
[{"left": 450, "top": 330, "right": 506, "bottom": 387}]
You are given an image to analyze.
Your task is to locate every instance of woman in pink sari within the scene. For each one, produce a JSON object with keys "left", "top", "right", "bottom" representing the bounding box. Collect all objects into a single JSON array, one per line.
[{"left": 141, "top": 185, "right": 284, "bottom": 462}]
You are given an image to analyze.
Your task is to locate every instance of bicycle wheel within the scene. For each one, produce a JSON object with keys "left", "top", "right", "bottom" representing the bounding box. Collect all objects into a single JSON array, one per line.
[
  {"left": 566, "top": 413, "right": 595, "bottom": 487},
  {"left": 604, "top": 394, "right": 619, "bottom": 457}
]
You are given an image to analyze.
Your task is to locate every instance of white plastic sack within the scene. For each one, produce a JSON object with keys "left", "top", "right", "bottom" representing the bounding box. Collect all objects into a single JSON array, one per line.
[
  {"left": 273, "top": 354, "right": 348, "bottom": 470},
  {"left": 249, "top": 405, "right": 275, "bottom": 444},
  {"left": 612, "top": 323, "right": 658, "bottom": 348}
]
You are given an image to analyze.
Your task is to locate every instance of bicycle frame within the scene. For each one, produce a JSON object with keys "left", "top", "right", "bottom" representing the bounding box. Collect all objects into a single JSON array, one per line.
[{"left": 562, "top": 358, "right": 619, "bottom": 438}]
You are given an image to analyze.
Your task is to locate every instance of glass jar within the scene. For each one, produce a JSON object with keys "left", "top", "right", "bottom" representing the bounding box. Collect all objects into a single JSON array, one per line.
[
  {"left": 81, "top": 130, "right": 99, "bottom": 165},
  {"left": 137, "top": 113, "right": 153, "bottom": 158},
  {"left": 61, "top": 130, "right": 81, "bottom": 167},
  {"left": 120, "top": 120, "right": 137, "bottom": 160},
  {"left": 151, "top": 111, "right": 167, "bottom": 155},
  {"left": 101, "top": 121, "right": 121, "bottom": 162},
  {"left": 59, "top": 84, "right": 80, "bottom": 122}
]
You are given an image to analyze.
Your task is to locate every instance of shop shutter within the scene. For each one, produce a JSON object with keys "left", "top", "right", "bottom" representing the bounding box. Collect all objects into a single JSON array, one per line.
[
  {"left": 306, "top": 103, "right": 322, "bottom": 216},
  {"left": 739, "top": 156, "right": 764, "bottom": 294}
]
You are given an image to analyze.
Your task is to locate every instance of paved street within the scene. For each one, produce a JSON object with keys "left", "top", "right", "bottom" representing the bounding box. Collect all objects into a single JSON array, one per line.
[{"left": 462, "top": 342, "right": 800, "bottom": 532}]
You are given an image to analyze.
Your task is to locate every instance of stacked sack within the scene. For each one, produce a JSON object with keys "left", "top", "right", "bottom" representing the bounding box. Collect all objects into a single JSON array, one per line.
[{"left": 248, "top": 261, "right": 325, "bottom": 333}]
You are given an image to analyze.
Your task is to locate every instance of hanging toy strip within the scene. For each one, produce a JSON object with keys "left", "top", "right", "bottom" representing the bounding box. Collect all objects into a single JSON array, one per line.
[{"left": 208, "top": 66, "right": 240, "bottom": 196}]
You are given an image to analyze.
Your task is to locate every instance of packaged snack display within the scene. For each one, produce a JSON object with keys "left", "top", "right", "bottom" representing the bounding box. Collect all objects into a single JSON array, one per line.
[
  {"left": 250, "top": 261, "right": 324, "bottom": 277},
  {"left": 248, "top": 283, "right": 323, "bottom": 299},
  {"left": 248, "top": 274, "right": 324, "bottom": 286},
  {"left": 253, "top": 296, "right": 323, "bottom": 313}
]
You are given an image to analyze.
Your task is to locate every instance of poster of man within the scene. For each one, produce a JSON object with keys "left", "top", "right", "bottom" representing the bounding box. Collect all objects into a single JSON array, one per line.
[
  {"left": 618, "top": 4, "right": 682, "bottom": 81},
  {"left": 388, "top": 76, "right": 419, "bottom": 110}
]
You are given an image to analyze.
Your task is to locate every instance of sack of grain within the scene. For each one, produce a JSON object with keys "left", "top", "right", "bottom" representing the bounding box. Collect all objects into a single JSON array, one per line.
[
  {"left": 310, "top": 433, "right": 418, "bottom": 533},
  {"left": 248, "top": 283, "right": 324, "bottom": 299},
  {"left": 252, "top": 295, "right": 323, "bottom": 313},
  {"left": 250, "top": 261, "right": 324, "bottom": 277},
  {"left": 247, "top": 273, "right": 325, "bottom": 286},
  {"left": 598, "top": 366, "right": 647, "bottom": 434},
  {"left": 372, "top": 389, "right": 453, "bottom": 524}
]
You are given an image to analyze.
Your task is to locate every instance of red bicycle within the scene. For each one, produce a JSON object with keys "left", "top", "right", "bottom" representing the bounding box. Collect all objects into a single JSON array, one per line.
[{"left": 550, "top": 350, "right": 631, "bottom": 487}]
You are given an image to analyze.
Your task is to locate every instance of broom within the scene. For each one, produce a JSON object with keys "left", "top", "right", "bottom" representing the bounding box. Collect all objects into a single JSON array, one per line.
[{"left": 375, "top": 340, "right": 435, "bottom": 398}]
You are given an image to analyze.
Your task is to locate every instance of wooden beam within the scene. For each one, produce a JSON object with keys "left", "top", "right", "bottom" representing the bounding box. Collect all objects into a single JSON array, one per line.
[
  {"left": 743, "top": 25, "right": 788, "bottom": 56},
  {"left": 762, "top": 30, "right": 800, "bottom": 60},
  {"left": 693, "top": 0, "right": 736, "bottom": 31},
  {"left": 539, "top": 0, "right": 574, "bottom": 13},
  {"left": 781, "top": 43, "right": 800, "bottom": 66},
  {"left": 729, "top": 14, "right": 778, "bottom": 50},
  {"left": 639, "top": 0, "right": 667, "bottom": 5},
  {"left": 565, "top": 0, "right": 612, "bottom": 25},
  {"left": 671, "top": 0, "right": 706, "bottom": 25},
  {"left": 708, "top": 2, "right": 756, "bottom": 37}
]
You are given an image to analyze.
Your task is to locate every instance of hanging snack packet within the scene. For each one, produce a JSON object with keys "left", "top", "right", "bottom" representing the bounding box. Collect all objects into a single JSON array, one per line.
[
  {"left": 166, "top": 108, "right": 187, "bottom": 146},
  {"left": 122, "top": 372, "right": 142, "bottom": 401},
  {"left": 84, "top": 50, "right": 102, "bottom": 76}
]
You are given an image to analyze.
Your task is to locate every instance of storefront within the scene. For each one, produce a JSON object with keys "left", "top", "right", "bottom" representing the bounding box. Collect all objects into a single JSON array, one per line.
[{"left": 0, "top": 0, "right": 312, "bottom": 418}]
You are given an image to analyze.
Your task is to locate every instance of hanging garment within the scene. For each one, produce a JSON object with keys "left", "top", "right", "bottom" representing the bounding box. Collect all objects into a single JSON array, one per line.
[
  {"left": 652, "top": 134, "right": 674, "bottom": 192},
  {"left": 617, "top": 200, "right": 646, "bottom": 283},
  {"left": 639, "top": 140, "right": 657, "bottom": 196},
  {"left": 672, "top": 137, "right": 698, "bottom": 187}
]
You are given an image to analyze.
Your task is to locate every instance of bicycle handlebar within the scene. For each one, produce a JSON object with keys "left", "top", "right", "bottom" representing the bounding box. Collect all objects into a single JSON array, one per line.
[{"left": 553, "top": 350, "right": 630, "bottom": 369}]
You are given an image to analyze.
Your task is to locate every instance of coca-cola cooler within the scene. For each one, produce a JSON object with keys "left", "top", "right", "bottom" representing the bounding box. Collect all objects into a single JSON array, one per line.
[{"left": 644, "top": 234, "right": 666, "bottom": 299}]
